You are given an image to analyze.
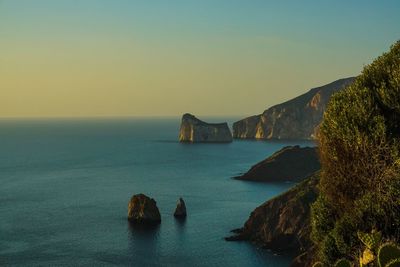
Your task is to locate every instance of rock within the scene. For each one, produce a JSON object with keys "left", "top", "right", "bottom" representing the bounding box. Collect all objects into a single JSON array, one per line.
[
  {"left": 173, "top": 197, "right": 187, "bottom": 218},
  {"left": 235, "top": 146, "right": 320, "bottom": 182},
  {"left": 127, "top": 194, "right": 161, "bottom": 225},
  {"left": 179, "top": 113, "right": 233, "bottom": 143},
  {"left": 233, "top": 77, "right": 355, "bottom": 140},
  {"left": 226, "top": 174, "right": 319, "bottom": 262}
]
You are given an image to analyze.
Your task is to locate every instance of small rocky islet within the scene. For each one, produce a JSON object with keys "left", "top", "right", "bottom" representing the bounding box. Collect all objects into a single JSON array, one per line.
[
  {"left": 127, "top": 194, "right": 161, "bottom": 225},
  {"left": 174, "top": 197, "right": 187, "bottom": 218},
  {"left": 127, "top": 195, "right": 187, "bottom": 226}
]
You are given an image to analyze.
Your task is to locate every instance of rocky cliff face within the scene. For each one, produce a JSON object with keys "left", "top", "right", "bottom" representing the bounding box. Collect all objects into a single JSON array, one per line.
[
  {"left": 233, "top": 77, "right": 355, "bottom": 140},
  {"left": 226, "top": 174, "right": 319, "bottom": 265},
  {"left": 235, "top": 146, "right": 320, "bottom": 182},
  {"left": 179, "top": 113, "right": 233, "bottom": 143}
]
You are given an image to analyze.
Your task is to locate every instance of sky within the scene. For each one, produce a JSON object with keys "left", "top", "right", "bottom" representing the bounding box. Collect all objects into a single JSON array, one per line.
[{"left": 1, "top": 0, "right": 399, "bottom": 118}]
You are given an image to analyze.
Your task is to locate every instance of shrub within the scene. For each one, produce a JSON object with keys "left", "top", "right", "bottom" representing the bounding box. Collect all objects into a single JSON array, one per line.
[{"left": 312, "top": 41, "right": 400, "bottom": 264}]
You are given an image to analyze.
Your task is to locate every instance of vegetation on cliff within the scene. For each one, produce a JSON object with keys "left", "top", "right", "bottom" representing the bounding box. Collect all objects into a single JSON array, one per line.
[{"left": 311, "top": 41, "right": 400, "bottom": 264}]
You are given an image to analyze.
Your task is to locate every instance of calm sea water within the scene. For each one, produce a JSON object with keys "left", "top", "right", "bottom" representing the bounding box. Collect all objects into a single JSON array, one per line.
[{"left": 0, "top": 118, "right": 314, "bottom": 267}]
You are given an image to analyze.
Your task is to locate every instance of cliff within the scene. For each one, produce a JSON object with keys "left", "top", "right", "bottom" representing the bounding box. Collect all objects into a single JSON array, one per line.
[
  {"left": 179, "top": 113, "right": 233, "bottom": 143},
  {"left": 235, "top": 146, "right": 320, "bottom": 182},
  {"left": 233, "top": 77, "right": 355, "bottom": 140},
  {"left": 226, "top": 174, "right": 319, "bottom": 265}
]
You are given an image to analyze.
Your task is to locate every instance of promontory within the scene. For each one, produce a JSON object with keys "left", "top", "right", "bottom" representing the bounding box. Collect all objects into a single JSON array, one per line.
[
  {"left": 235, "top": 146, "right": 320, "bottom": 182},
  {"left": 179, "top": 113, "right": 232, "bottom": 143},
  {"left": 233, "top": 77, "right": 355, "bottom": 140}
]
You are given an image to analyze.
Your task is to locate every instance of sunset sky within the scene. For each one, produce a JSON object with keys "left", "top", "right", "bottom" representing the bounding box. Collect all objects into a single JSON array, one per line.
[{"left": 1, "top": 0, "right": 399, "bottom": 117}]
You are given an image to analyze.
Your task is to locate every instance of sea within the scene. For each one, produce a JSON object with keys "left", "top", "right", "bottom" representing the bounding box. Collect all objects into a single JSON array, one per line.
[{"left": 0, "top": 117, "right": 315, "bottom": 267}]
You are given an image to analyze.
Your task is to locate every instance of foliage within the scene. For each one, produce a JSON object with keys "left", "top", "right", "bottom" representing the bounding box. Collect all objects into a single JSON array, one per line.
[
  {"left": 334, "top": 258, "right": 353, "bottom": 267},
  {"left": 378, "top": 243, "right": 400, "bottom": 267},
  {"left": 312, "top": 40, "right": 400, "bottom": 264},
  {"left": 358, "top": 230, "right": 382, "bottom": 250},
  {"left": 385, "top": 258, "right": 400, "bottom": 267}
]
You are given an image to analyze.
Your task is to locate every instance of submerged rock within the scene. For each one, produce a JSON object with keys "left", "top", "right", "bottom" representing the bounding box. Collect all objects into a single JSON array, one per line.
[
  {"left": 179, "top": 113, "right": 232, "bottom": 143},
  {"left": 174, "top": 197, "right": 187, "bottom": 218},
  {"left": 226, "top": 174, "right": 319, "bottom": 265},
  {"left": 127, "top": 194, "right": 161, "bottom": 225},
  {"left": 235, "top": 146, "right": 320, "bottom": 182},
  {"left": 233, "top": 77, "right": 355, "bottom": 140}
]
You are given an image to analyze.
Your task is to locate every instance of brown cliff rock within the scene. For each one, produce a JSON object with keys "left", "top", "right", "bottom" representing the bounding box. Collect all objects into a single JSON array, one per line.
[
  {"left": 226, "top": 174, "right": 319, "bottom": 265},
  {"left": 127, "top": 194, "right": 161, "bottom": 225},
  {"left": 235, "top": 146, "right": 320, "bottom": 182},
  {"left": 233, "top": 77, "right": 355, "bottom": 140}
]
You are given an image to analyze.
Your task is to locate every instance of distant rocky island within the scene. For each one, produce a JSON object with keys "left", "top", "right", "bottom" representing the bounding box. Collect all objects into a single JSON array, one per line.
[
  {"left": 235, "top": 146, "right": 320, "bottom": 182},
  {"left": 179, "top": 113, "right": 232, "bottom": 143},
  {"left": 233, "top": 77, "right": 355, "bottom": 140}
]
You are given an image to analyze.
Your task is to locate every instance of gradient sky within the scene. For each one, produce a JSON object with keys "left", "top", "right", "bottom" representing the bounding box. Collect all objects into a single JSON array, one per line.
[{"left": 1, "top": 0, "right": 399, "bottom": 117}]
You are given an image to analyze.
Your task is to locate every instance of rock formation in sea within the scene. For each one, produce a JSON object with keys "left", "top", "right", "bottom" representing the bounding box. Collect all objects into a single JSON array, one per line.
[
  {"left": 173, "top": 197, "right": 187, "bottom": 218},
  {"left": 235, "top": 146, "right": 320, "bottom": 182},
  {"left": 233, "top": 77, "right": 355, "bottom": 140},
  {"left": 127, "top": 194, "right": 161, "bottom": 225},
  {"left": 179, "top": 113, "right": 233, "bottom": 143},
  {"left": 226, "top": 174, "right": 319, "bottom": 266}
]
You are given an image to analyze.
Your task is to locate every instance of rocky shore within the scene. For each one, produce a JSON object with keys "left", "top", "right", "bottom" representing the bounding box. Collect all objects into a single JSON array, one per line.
[{"left": 227, "top": 174, "right": 319, "bottom": 266}]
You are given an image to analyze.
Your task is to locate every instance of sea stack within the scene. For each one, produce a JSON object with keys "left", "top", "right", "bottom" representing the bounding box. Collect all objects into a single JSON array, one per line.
[
  {"left": 179, "top": 113, "right": 233, "bottom": 143},
  {"left": 174, "top": 197, "right": 187, "bottom": 218},
  {"left": 127, "top": 194, "right": 161, "bottom": 225}
]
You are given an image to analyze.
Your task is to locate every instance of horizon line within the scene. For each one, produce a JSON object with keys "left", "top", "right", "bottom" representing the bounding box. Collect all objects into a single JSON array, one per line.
[{"left": 0, "top": 114, "right": 250, "bottom": 120}]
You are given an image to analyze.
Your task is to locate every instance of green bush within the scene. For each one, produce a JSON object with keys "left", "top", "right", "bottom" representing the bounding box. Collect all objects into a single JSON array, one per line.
[
  {"left": 334, "top": 258, "right": 353, "bottom": 267},
  {"left": 378, "top": 243, "right": 400, "bottom": 267},
  {"left": 311, "top": 195, "right": 336, "bottom": 244},
  {"left": 319, "top": 234, "right": 341, "bottom": 264},
  {"left": 312, "top": 41, "right": 400, "bottom": 264}
]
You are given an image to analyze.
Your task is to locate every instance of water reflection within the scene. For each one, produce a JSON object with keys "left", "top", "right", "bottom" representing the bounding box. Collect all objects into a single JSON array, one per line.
[
  {"left": 127, "top": 221, "right": 161, "bottom": 265},
  {"left": 174, "top": 216, "right": 187, "bottom": 227}
]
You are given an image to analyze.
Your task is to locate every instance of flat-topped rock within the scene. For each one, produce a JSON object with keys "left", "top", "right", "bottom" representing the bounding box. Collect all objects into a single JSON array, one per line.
[
  {"left": 127, "top": 194, "right": 161, "bottom": 225},
  {"left": 179, "top": 113, "right": 232, "bottom": 143}
]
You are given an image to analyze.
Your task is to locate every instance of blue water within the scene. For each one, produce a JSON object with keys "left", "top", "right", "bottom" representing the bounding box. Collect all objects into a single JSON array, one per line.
[{"left": 0, "top": 118, "right": 314, "bottom": 267}]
